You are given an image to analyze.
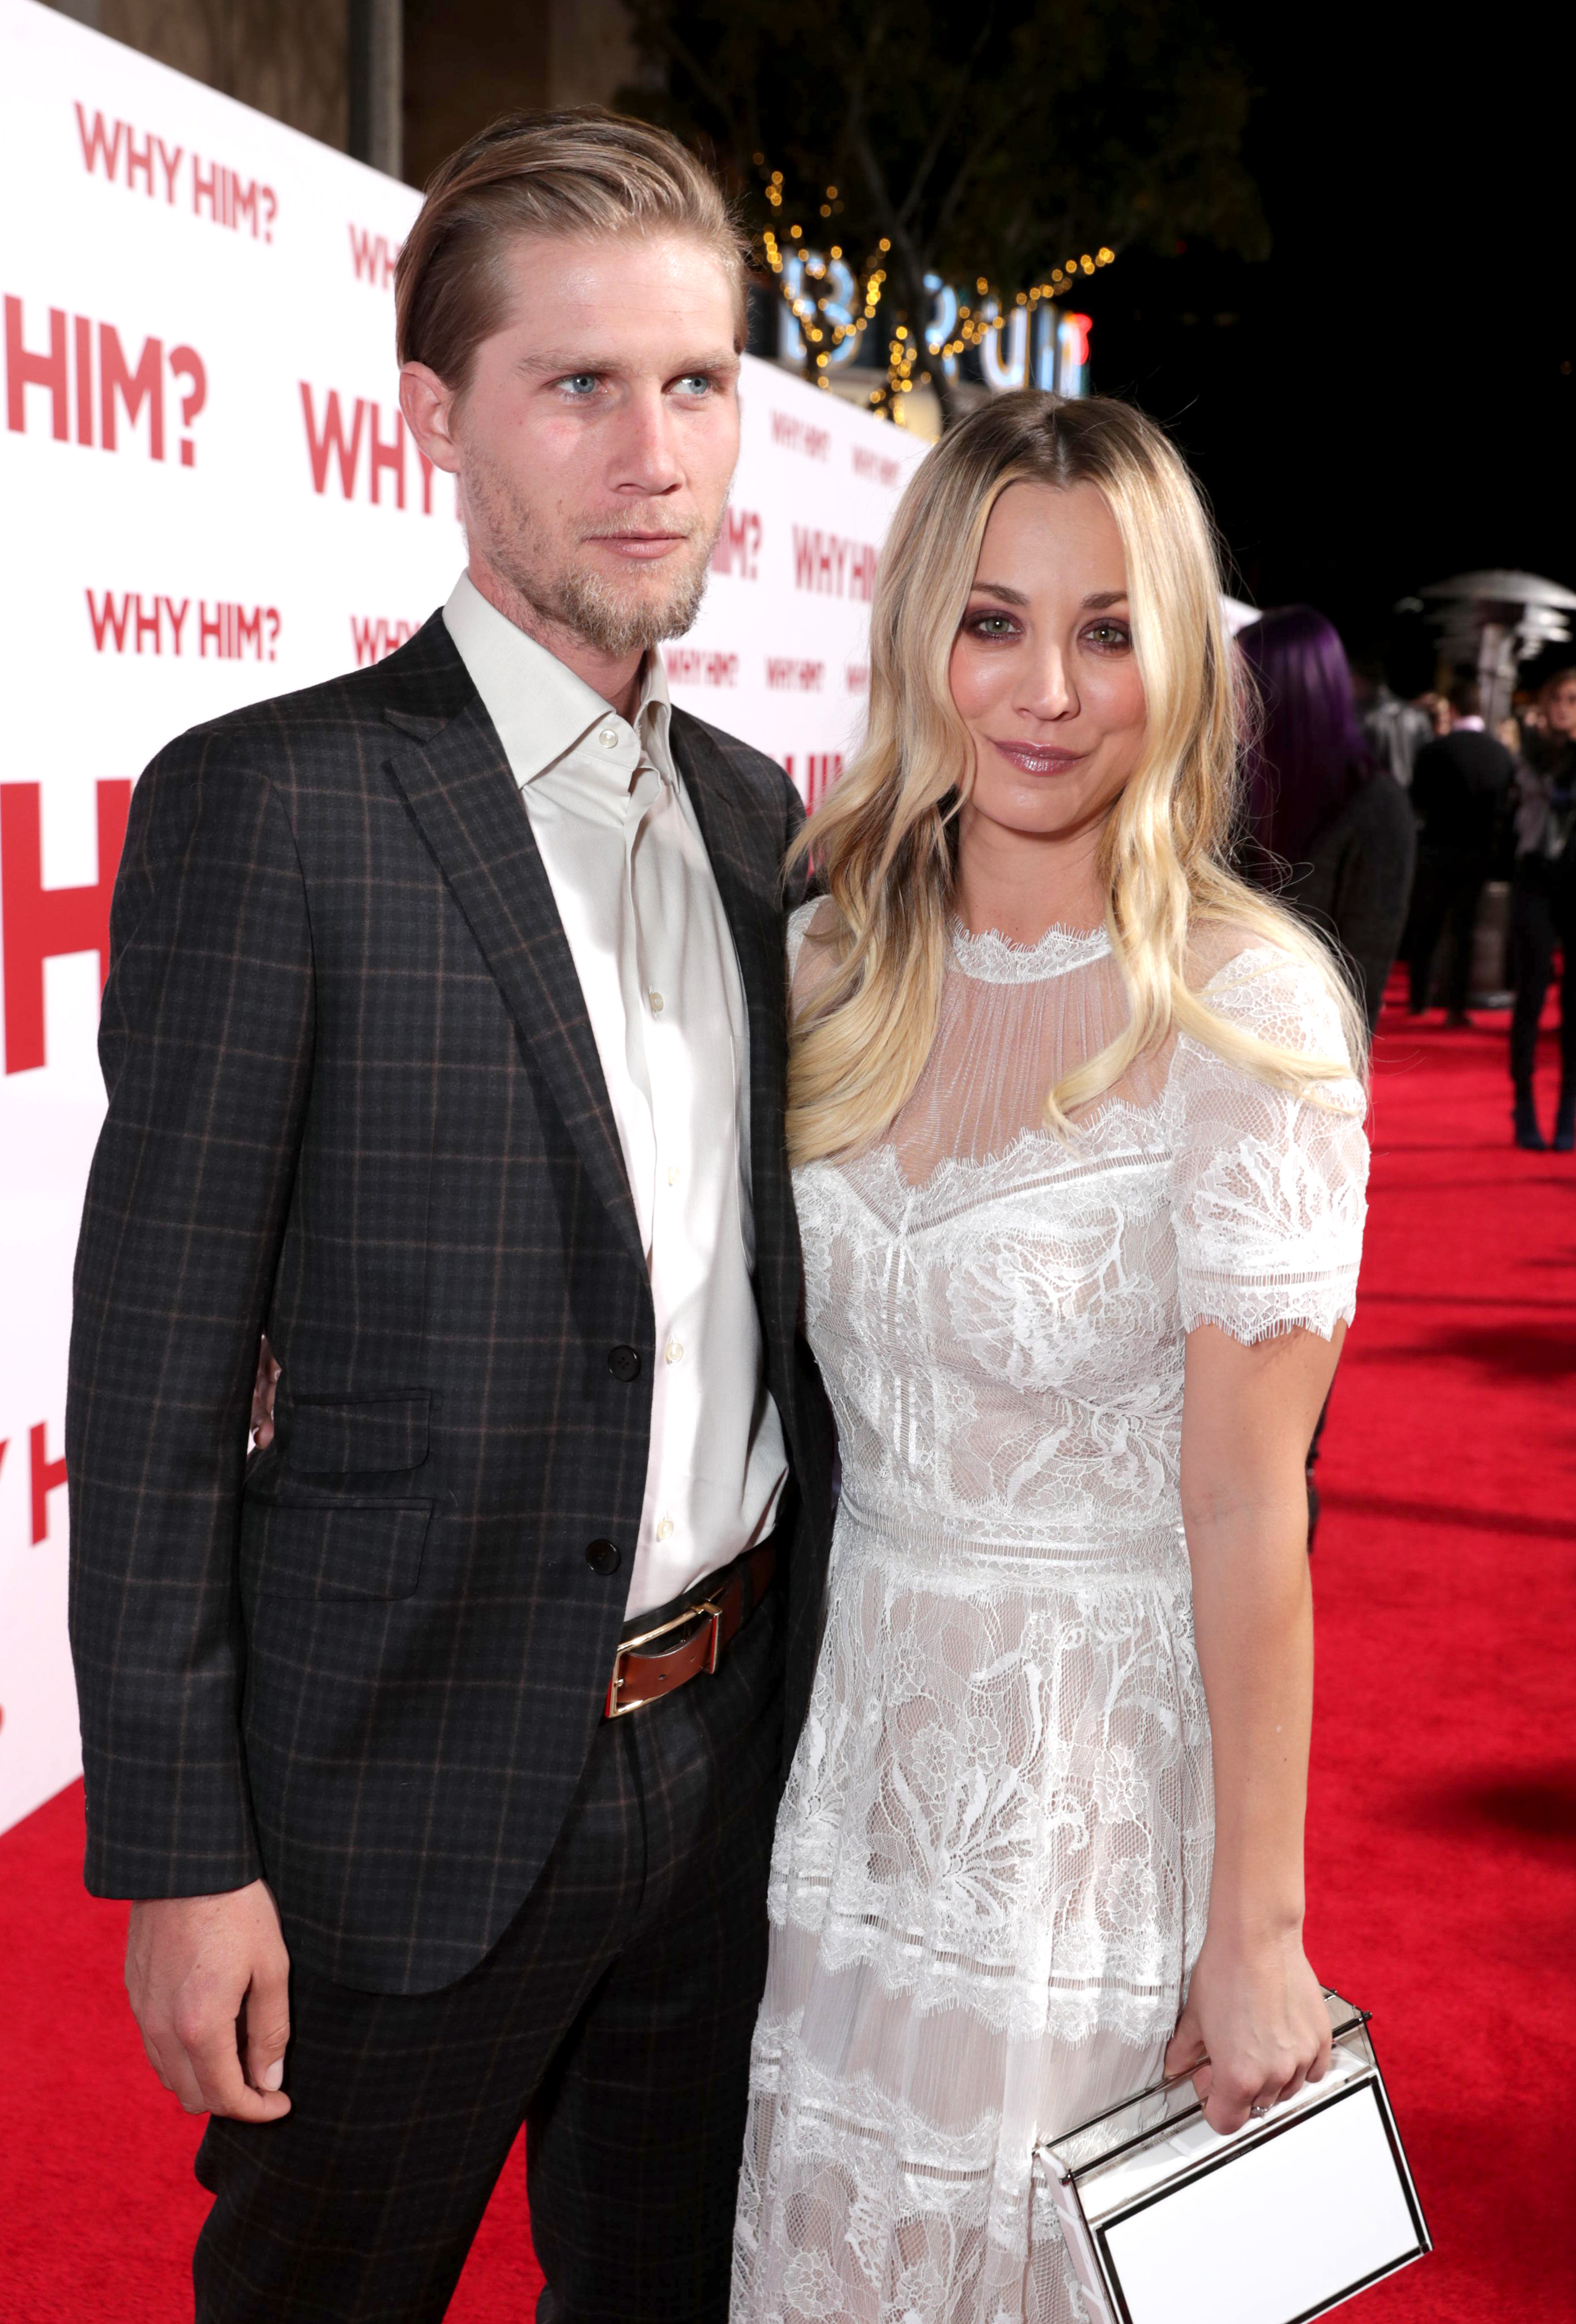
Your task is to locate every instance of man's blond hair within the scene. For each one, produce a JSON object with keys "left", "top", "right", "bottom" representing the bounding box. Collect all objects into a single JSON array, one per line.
[{"left": 395, "top": 110, "right": 748, "bottom": 386}]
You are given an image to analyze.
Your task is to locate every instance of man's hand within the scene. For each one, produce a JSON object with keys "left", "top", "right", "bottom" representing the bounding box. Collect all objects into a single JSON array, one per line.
[{"left": 126, "top": 1881, "right": 292, "bottom": 2121}]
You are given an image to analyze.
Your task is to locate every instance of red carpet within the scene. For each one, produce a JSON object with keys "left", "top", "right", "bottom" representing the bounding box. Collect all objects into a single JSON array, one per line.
[{"left": 3, "top": 985, "right": 1573, "bottom": 2320}]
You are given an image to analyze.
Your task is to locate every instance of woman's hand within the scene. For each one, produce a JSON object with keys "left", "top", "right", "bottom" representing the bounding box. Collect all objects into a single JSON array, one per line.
[{"left": 1163, "top": 1925, "right": 1331, "bottom": 2135}]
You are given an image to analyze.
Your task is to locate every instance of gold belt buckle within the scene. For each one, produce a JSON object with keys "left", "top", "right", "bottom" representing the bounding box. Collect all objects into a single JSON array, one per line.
[{"left": 604, "top": 1592, "right": 725, "bottom": 1719}]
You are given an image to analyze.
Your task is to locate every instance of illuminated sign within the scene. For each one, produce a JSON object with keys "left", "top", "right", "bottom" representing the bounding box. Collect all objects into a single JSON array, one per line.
[{"left": 776, "top": 254, "right": 1094, "bottom": 397}]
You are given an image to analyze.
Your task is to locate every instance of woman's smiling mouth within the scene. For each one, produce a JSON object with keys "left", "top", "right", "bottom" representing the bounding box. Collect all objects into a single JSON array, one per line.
[{"left": 988, "top": 738, "right": 1088, "bottom": 776}]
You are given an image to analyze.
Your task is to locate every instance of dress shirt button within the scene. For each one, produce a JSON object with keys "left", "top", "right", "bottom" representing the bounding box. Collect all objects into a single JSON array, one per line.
[
  {"left": 648, "top": 990, "right": 664, "bottom": 1014},
  {"left": 597, "top": 725, "right": 620, "bottom": 749},
  {"left": 665, "top": 1339, "right": 684, "bottom": 1366},
  {"left": 584, "top": 1538, "right": 622, "bottom": 1575},
  {"left": 608, "top": 1345, "right": 641, "bottom": 1383},
  {"left": 656, "top": 1516, "right": 674, "bottom": 1542}
]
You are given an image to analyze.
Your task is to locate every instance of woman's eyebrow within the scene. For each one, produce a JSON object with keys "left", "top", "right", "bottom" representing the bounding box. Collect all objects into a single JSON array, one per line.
[
  {"left": 967, "top": 580, "right": 1029, "bottom": 606},
  {"left": 1082, "top": 589, "right": 1130, "bottom": 610}
]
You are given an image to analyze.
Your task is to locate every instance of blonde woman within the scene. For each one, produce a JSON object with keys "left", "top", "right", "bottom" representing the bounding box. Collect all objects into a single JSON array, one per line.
[{"left": 731, "top": 394, "right": 1370, "bottom": 2324}]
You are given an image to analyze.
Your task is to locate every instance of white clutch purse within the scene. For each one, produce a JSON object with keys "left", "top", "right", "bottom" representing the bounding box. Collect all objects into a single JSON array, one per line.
[{"left": 1040, "top": 1992, "right": 1429, "bottom": 2324}]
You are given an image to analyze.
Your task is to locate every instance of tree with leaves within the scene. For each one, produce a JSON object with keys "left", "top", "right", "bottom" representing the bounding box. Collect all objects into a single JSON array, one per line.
[{"left": 620, "top": 0, "right": 1267, "bottom": 424}]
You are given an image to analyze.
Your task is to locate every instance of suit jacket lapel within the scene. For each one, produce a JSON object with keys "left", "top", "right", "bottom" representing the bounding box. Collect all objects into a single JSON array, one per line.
[{"left": 381, "top": 685, "right": 646, "bottom": 1276}]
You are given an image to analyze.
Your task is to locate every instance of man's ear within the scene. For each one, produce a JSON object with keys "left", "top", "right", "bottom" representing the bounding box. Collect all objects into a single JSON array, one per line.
[{"left": 400, "top": 362, "right": 462, "bottom": 475}]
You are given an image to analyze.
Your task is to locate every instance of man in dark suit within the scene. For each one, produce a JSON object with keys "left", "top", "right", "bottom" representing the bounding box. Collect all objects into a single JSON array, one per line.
[
  {"left": 66, "top": 114, "right": 834, "bottom": 2323},
  {"left": 1406, "top": 679, "right": 1514, "bottom": 1024}
]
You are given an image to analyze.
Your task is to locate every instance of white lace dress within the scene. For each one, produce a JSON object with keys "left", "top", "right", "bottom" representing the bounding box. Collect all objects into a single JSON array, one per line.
[{"left": 732, "top": 904, "right": 1369, "bottom": 2324}]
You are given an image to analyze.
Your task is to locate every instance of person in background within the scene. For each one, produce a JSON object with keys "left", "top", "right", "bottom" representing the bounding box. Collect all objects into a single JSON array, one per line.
[
  {"left": 1508, "top": 664, "right": 1576, "bottom": 1150},
  {"left": 1352, "top": 655, "right": 1433, "bottom": 789},
  {"left": 1238, "top": 606, "right": 1417, "bottom": 1033},
  {"left": 1406, "top": 678, "right": 1514, "bottom": 1025}
]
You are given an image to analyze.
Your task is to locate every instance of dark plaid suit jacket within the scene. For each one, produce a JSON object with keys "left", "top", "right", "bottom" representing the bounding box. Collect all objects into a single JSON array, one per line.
[{"left": 66, "top": 612, "right": 835, "bottom": 1994}]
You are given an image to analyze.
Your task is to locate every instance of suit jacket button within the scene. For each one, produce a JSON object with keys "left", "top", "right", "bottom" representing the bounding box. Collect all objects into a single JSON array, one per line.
[
  {"left": 585, "top": 1539, "right": 622, "bottom": 1575},
  {"left": 608, "top": 1345, "right": 641, "bottom": 1383}
]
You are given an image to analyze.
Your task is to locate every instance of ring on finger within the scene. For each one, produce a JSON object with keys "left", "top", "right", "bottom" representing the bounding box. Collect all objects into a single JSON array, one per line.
[{"left": 1248, "top": 2101, "right": 1270, "bottom": 2118}]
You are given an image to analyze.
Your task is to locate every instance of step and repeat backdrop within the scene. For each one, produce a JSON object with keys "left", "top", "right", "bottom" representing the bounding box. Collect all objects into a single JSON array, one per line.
[{"left": 0, "top": 0, "right": 926, "bottom": 1836}]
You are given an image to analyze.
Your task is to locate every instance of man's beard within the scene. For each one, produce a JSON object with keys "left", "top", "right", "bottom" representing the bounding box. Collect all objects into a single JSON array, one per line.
[
  {"left": 465, "top": 446, "right": 717, "bottom": 658},
  {"left": 552, "top": 539, "right": 712, "bottom": 657}
]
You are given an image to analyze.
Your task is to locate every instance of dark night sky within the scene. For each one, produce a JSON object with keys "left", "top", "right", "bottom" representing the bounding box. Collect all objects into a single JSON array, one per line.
[{"left": 1082, "top": 1, "right": 1572, "bottom": 682}]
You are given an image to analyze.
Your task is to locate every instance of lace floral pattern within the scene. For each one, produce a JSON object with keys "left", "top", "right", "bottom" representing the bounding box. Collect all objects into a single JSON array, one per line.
[{"left": 733, "top": 904, "right": 1369, "bottom": 2324}]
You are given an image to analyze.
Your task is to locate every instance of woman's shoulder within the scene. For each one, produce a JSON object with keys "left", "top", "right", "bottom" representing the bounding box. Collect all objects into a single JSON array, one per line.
[
  {"left": 787, "top": 895, "right": 847, "bottom": 997},
  {"left": 1181, "top": 916, "right": 1357, "bottom": 1069}
]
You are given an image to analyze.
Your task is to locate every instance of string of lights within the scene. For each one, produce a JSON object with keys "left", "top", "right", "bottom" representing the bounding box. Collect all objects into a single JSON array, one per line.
[{"left": 751, "top": 154, "right": 1115, "bottom": 418}]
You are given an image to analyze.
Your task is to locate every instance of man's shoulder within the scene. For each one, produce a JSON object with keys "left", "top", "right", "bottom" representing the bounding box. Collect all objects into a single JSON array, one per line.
[
  {"left": 145, "top": 612, "right": 472, "bottom": 789},
  {"left": 671, "top": 706, "right": 800, "bottom": 820}
]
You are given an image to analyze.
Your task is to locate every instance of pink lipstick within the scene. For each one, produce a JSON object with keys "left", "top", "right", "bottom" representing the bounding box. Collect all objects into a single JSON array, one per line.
[{"left": 989, "top": 738, "right": 1087, "bottom": 776}]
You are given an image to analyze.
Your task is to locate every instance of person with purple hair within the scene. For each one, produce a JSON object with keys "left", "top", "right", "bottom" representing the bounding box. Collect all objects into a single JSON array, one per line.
[
  {"left": 1237, "top": 604, "right": 1417, "bottom": 1033},
  {"left": 1236, "top": 605, "right": 1412, "bottom": 1548}
]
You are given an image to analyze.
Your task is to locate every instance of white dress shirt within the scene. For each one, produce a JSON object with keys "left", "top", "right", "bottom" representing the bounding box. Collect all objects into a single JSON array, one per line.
[{"left": 445, "top": 575, "right": 788, "bottom": 1618}]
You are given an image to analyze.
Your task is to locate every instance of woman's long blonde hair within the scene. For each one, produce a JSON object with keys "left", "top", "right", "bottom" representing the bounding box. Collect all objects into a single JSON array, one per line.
[{"left": 786, "top": 392, "right": 1368, "bottom": 1169}]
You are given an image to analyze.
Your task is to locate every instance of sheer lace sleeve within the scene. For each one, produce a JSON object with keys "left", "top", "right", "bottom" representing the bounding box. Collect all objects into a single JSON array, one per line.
[{"left": 1169, "top": 943, "right": 1369, "bottom": 1344}]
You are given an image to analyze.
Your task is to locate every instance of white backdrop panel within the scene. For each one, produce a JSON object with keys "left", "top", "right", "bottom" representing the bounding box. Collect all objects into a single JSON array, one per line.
[{"left": 0, "top": 0, "right": 925, "bottom": 1835}]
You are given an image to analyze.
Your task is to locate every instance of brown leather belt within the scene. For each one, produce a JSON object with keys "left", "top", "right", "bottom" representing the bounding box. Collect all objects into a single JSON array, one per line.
[{"left": 603, "top": 1540, "right": 777, "bottom": 1719}]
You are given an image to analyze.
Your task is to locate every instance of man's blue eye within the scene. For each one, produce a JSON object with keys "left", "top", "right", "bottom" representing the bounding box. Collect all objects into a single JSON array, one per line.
[{"left": 562, "top": 374, "right": 598, "bottom": 395}]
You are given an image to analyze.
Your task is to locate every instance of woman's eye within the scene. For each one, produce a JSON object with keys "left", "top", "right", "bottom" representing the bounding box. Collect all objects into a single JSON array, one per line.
[
  {"left": 966, "top": 612, "right": 1019, "bottom": 640},
  {"left": 1084, "top": 621, "right": 1132, "bottom": 651}
]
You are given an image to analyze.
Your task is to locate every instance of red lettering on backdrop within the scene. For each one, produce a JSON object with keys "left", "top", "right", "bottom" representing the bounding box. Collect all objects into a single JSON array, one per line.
[
  {"left": 191, "top": 153, "right": 223, "bottom": 221},
  {"left": 99, "top": 324, "right": 162, "bottom": 458},
  {"left": 301, "top": 383, "right": 446, "bottom": 515},
  {"left": 662, "top": 647, "right": 739, "bottom": 689},
  {"left": 764, "top": 657, "right": 825, "bottom": 693},
  {"left": 86, "top": 593, "right": 277, "bottom": 660},
  {"left": 781, "top": 754, "right": 844, "bottom": 813},
  {"left": 368, "top": 403, "right": 405, "bottom": 507},
  {"left": 0, "top": 780, "right": 131, "bottom": 1075},
  {"left": 76, "top": 102, "right": 276, "bottom": 239},
  {"left": 850, "top": 442, "right": 903, "bottom": 490},
  {"left": 351, "top": 617, "right": 418, "bottom": 665},
  {"left": 73, "top": 313, "right": 92, "bottom": 445},
  {"left": 168, "top": 345, "right": 207, "bottom": 464},
  {"left": 5, "top": 299, "right": 205, "bottom": 464},
  {"left": 348, "top": 226, "right": 401, "bottom": 288},
  {"left": 74, "top": 103, "right": 123, "bottom": 181},
  {"left": 125, "top": 124, "right": 155, "bottom": 198},
  {"left": 29, "top": 1424, "right": 67, "bottom": 1545},
  {"left": 768, "top": 411, "right": 831, "bottom": 462},
  {"left": 791, "top": 526, "right": 878, "bottom": 601},
  {"left": 301, "top": 383, "right": 366, "bottom": 495},
  {"left": 5, "top": 298, "right": 69, "bottom": 440},
  {"left": 711, "top": 508, "right": 762, "bottom": 581}
]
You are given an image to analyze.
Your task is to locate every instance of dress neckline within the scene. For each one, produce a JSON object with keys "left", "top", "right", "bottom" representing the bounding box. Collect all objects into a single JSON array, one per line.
[{"left": 949, "top": 917, "right": 1112, "bottom": 986}]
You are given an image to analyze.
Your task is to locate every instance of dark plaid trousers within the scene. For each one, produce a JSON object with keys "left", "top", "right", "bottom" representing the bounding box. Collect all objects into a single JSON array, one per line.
[{"left": 193, "top": 1584, "right": 784, "bottom": 2324}]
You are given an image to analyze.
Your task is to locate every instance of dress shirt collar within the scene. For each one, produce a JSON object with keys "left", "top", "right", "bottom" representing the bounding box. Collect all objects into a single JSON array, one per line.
[{"left": 444, "top": 570, "right": 673, "bottom": 790}]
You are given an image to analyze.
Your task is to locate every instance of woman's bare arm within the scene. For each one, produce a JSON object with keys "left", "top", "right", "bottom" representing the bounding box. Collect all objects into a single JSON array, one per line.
[{"left": 1164, "top": 1317, "right": 1344, "bottom": 2133}]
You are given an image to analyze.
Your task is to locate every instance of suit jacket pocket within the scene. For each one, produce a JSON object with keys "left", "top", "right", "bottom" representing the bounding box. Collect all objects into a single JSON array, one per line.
[
  {"left": 287, "top": 1392, "right": 430, "bottom": 1476},
  {"left": 242, "top": 1495, "right": 432, "bottom": 1601}
]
